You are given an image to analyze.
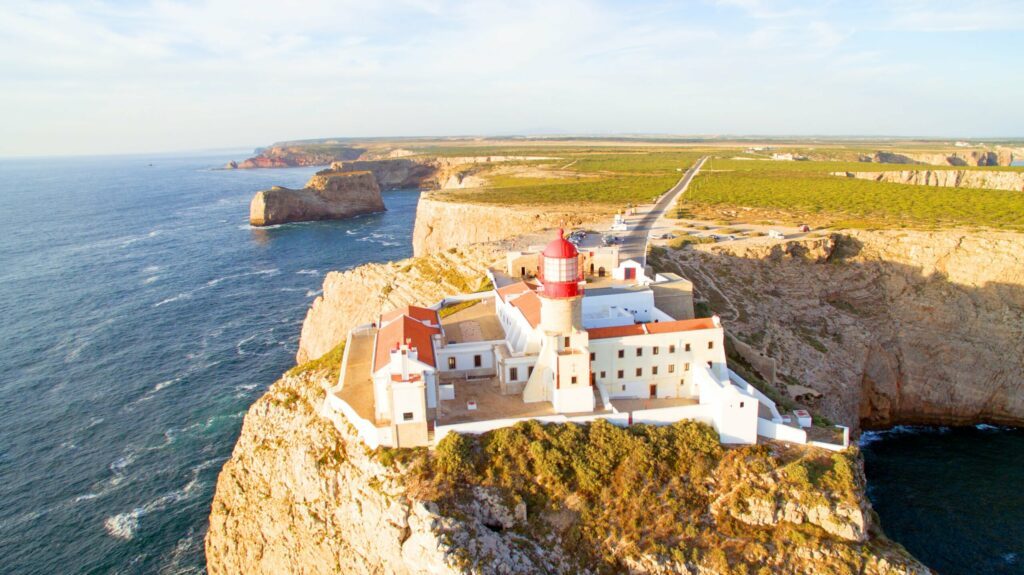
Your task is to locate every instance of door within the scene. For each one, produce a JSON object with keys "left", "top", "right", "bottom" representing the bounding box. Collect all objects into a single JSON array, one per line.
[
  {"left": 649, "top": 384, "right": 657, "bottom": 398},
  {"left": 625, "top": 267, "right": 636, "bottom": 280}
]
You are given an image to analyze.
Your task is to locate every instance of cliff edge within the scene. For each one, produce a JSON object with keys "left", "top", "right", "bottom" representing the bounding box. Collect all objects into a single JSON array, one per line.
[
  {"left": 249, "top": 170, "right": 384, "bottom": 227},
  {"left": 206, "top": 366, "right": 930, "bottom": 574},
  {"left": 662, "top": 229, "right": 1024, "bottom": 430}
]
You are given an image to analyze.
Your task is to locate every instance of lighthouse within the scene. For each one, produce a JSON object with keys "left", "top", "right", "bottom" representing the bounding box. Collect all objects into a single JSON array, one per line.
[
  {"left": 523, "top": 229, "right": 595, "bottom": 413},
  {"left": 538, "top": 229, "right": 583, "bottom": 332}
]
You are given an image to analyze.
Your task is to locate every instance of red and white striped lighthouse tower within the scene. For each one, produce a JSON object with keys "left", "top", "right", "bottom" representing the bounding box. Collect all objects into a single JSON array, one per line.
[{"left": 537, "top": 229, "right": 583, "bottom": 332}]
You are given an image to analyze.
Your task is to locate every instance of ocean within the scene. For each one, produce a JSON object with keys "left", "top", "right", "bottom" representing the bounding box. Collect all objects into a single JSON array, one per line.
[
  {"left": 0, "top": 152, "right": 418, "bottom": 574},
  {"left": 0, "top": 152, "right": 1022, "bottom": 574}
]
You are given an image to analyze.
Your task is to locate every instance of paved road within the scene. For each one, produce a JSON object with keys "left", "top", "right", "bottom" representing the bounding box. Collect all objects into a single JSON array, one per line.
[{"left": 618, "top": 156, "right": 708, "bottom": 264}]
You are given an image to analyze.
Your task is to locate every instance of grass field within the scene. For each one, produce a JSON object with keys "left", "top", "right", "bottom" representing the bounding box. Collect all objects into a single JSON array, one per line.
[
  {"left": 683, "top": 158, "right": 1024, "bottom": 231},
  {"left": 706, "top": 158, "right": 1024, "bottom": 173},
  {"left": 443, "top": 173, "right": 682, "bottom": 205}
]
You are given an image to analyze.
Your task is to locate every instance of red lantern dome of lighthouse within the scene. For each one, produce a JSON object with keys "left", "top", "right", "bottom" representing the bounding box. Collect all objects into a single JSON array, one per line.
[{"left": 539, "top": 229, "right": 581, "bottom": 299}]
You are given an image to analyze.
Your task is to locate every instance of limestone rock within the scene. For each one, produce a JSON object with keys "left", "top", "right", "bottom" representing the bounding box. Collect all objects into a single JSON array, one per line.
[
  {"left": 412, "top": 196, "right": 596, "bottom": 256},
  {"left": 296, "top": 243, "right": 504, "bottom": 363},
  {"left": 668, "top": 229, "right": 1024, "bottom": 430},
  {"left": 249, "top": 171, "right": 384, "bottom": 227},
  {"left": 835, "top": 169, "right": 1024, "bottom": 192}
]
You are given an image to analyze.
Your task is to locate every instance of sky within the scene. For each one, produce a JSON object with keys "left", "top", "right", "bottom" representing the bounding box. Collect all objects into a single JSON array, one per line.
[{"left": 0, "top": 0, "right": 1022, "bottom": 156}]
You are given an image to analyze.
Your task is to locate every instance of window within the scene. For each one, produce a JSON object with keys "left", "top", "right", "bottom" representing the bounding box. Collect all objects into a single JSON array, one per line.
[
  {"left": 402, "top": 412, "right": 414, "bottom": 421},
  {"left": 448, "top": 357, "right": 456, "bottom": 369},
  {"left": 590, "top": 352, "right": 595, "bottom": 361},
  {"left": 652, "top": 366, "right": 659, "bottom": 375},
  {"left": 708, "top": 341, "right": 714, "bottom": 349},
  {"left": 653, "top": 346, "right": 659, "bottom": 355},
  {"left": 474, "top": 354, "right": 482, "bottom": 367},
  {"left": 635, "top": 367, "right": 642, "bottom": 377},
  {"left": 618, "top": 349, "right": 624, "bottom": 358},
  {"left": 600, "top": 371, "right": 606, "bottom": 379},
  {"left": 668, "top": 364, "right": 675, "bottom": 373},
  {"left": 707, "top": 361, "right": 713, "bottom": 368},
  {"left": 528, "top": 366, "right": 534, "bottom": 377},
  {"left": 617, "top": 370, "right": 624, "bottom": 379},
  {"left": 740, "top": 402, "right": 745, "bottom": 408},
  {"left": 669, "top": 344, "right": 676, "bottom": 353},
  {"left": 636, "top": 348, "right": 643, "bottom": 357},
  {"left": 685, "top": 343, "right": 691, "bottom": 352},
  {"left": 571, "top": 376, "right": 577, "bottom": 384},
  {"left": 684, "top": 362, "right": 690, "bottom": 371},
  {"left": 564, "top": 336, "right": 570, "bottom": 348},
  {"left": 510, "top": 367, "right": 518, "bottom": 381}
]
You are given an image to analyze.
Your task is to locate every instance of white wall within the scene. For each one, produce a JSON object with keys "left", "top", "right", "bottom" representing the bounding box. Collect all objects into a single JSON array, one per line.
[
  {"left": 589, "top": 326, "right": 727, "bottom": 400},
  {"left": 582, "top": 290, "right": 655, "bottom": 326}
]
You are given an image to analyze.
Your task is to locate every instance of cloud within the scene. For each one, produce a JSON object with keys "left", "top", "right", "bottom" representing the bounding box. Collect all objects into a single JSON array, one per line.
[{"left": 0, "top": 0, "right": 1020, "bottom": 155}]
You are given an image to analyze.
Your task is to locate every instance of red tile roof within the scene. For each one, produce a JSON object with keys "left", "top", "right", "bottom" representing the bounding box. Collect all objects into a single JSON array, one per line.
[
  {"left": 380, "top": 305, "right": 438, "bottom": 326},
  {"left": 496, "top": 281, "right": 533, "bottom": 302},
  {"left": 509, "top": 290, "right": 541, "bottom": 328},
  {"left": 588, "top": 317, "right": 718, "bottom": 339},
  {"left": 374, "top": 314, "right": 441, "bottom": 372},
  {"left": 645, "top": 317, "right": 718, "bottom": 333},
  {"left": 586, "top": 324, "right": 647, "bottom": 339}
]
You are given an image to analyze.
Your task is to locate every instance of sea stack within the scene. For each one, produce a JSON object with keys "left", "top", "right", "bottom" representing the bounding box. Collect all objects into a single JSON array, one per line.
[{"left": 249, "top": 170, "right": 385, "bottom": 226}]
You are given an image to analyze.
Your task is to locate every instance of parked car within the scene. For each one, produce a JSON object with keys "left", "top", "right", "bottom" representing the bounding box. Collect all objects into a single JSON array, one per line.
[
  {"left": 767, "top": 229, "right": 785, "bottom": 239},
  {"left": 660, "top": 233, "right": 676, "bottom": 239},
  {"left": 798, "top": 224, "right": 811, "bottom": 232}
]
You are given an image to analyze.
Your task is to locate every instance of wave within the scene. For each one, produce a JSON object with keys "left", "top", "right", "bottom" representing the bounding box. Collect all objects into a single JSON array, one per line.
[
  {"left": 155, "top": 268, "right": 280, "bottom": 307},
  {"left": 295, "top": 269, "right": 320, "bottom": 276},
  {"left": 104, "top": 458, "right": 223, "bottom": 541},
  {"left": 142, "top": 275, "right": 160, "bottom": 285}
]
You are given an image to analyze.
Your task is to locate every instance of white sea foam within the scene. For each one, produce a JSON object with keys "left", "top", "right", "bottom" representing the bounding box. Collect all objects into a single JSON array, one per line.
[
  {"left": 104, "top": 458, "right": 223, "bottom": 541},
  {"left": 154, "top": 292, "right": 193, "bottom": 307},
  {"left": 296, "top": 269, "right": 320, "bottom": 276},
  {"left": 143, "top": 275, "right": 160, "bottom": 285},
  {"left": 306, "top": 289, "right": 322, "bottom": 298}
]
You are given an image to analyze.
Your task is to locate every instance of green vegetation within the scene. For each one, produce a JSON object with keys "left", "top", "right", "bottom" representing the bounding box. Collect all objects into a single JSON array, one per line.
[
  {"left": 405, "top": 420, "right": 878, "bottom": 573},
  {"left": 287, "top": 341, "right": 346, "bottom": 380},
  {"left": 438, "top": 298, "right": 481, "bottom": 318},
  {"left": 667, "top": 235, "right": 716, "bottom": 249},
  {"left": 682, "top": 157, "right": 1024, "bottom": 231},
  {"left": 444, "top": 173, "right": 681, "bottom": 206}
]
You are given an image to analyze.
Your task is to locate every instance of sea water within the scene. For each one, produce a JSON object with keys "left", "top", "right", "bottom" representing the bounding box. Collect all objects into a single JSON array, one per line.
[
  {"left": 1, "top": 152, "right": 1022, "bottom": 574},
  {"left": 0, "top": 152, "right": 418, "bottom": 574},
  {"left": 862, "top": 426, "right": 1024, "bottom": 574}
]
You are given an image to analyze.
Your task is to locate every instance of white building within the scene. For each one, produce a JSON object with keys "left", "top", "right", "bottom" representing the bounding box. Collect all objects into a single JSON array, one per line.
[{"left": 331, "top": 230, "right": 803, "bottom": 449}]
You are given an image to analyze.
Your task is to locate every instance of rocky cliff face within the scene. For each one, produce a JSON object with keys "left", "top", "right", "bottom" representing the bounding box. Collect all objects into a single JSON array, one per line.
[
  {"left": 411, "top": 196, "right": 598, "bottom": 256},
  {"left": 228, "top": 145, "right": 365, "bottom": 169},
  {"left": 665, "top": 230, "right": 1024, "bottom": 430},
  {"left": 329, "top": 155, "right": 553, "bottom": 191},
  {"left": 206, "top": 367, "right": 930, "bottom": 575},
  {"left": 249, "top": 171, "right": 384, "bottom": 227},
  {"left": 863, "top": 148, "right": 1020, "bottom": 167},
  {"left": 296, "top": 243, "right": 503, "bottom": 363},
  {"left": 835, "top": 170, "right": 1024, "bottom": 192}
]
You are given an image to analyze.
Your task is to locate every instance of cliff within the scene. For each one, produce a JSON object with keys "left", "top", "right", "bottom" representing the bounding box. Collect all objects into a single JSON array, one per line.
[
  {"left": 329, "top": 155, "right": 555, "bottom": 191},
  {"left": 411, "top": 196, "right": 597, "bottom": 256},
  {"left": 228, "top": 144, "right": 365, "bottom": 169},
  {"left": 834, "top": 170, "right": 1024, "bottom": 192},
  {"left": 249, "top": 171, "right": 384, "bottom": 227},
  {"left": 296, "top": 243, "right": 503, "bottom": 363},
  {"left": 662, "top": 230, "right": 1024, "bottom": 430},
  {"left": 863, "top": 147, "right": 1021, "bottom": 167},
  {"left": 206, "top": 366, "right": 930, "bottom": 574}
]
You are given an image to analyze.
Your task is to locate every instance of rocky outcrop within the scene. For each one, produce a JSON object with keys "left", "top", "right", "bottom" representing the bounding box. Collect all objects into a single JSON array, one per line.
[
  {"left": 228, "top": 144, "right": 365, "bottom": 169},
  {"left": 665, "top": 230, "right": 1024, "bottom": 430},
  {"left": 296, "top": 243, "right": 503, "bottom": 363},
  {"left": 862, "top": 148, "right": 1020, "bottom": 167},
  {"left": 249, "top": 171, "right": 384, "bottom": 226},
  {"left": 207, "top": 367, "right": 931, "bottom": 575},
  {"left": 834, "top": 170, "right": 1024, "bottom": 192},
  {"left": 329, "top": 156, "right": 555, "bottom": 191},
  {"left": 411, "top": 196, "right": 598, "bottom": 256}
]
